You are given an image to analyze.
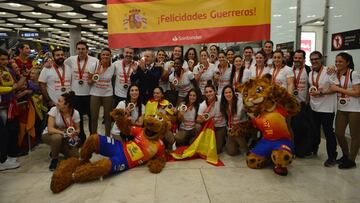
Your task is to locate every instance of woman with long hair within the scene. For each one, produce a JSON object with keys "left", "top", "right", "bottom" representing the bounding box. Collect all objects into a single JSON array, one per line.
[
  {"left": 175, "top": 88, "right": 201, "bottom": 146},
  {"left": 249, "top": 50, "right": 271, "bottom": 79},
  {"left": 214, "top": 51, "right": 232, "bottom": 95},
  {"left": 88, "top": 48, "right": 115, "bottom": 136},
  {"left": 229, "top": 55, "right": 251, "bottom": 91},
  {"left": 271, "top": 50, "right": 295, "bottom": 94},
  {"left": 330, "top": 52, "right": 360, "bottom": 169},
  {"left": 220, "top": 85, "right": 247, "bottom": 155},
  {"left": 193, "top": 50, "right": 217, "bottom": 96},
  {"left": 184, "top": 47, "right": 198, "bottom": 71}
]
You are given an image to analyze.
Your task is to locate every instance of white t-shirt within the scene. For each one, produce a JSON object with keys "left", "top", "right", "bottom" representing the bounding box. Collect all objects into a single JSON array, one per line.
[
  {"left": 249, "top": 65, "right": 271, "bottom": 79},
  {"left": 169, "top": 70, "right": 194, "bottom": 97},
  {"left": 270, "top": 65, "right": 294, "bottom": 89},
  {"left": 89, "top": 63, "right": 115, "bottom": 97},
  {"left": 337, "top": 70, "right": 360, "bottom": 112},
  {"left": 42, "top": 106, "right": 80, "bottom": 134},
  {"left": 230, "top": 68, "right": 252, "bottom": 91},
  {"left": 244, "top": 58, "right": 256, "bottom": 69},
  {"left": 65, "top": 55, "right": 99, "bottom": 96},
  {"left": 193, "top": 63, "right": 217, "bottom": 94},
  {"left": 293, "top": 66, "right": 309, "bottom": 103},
  {"left": 179, "top": 104, "right": 197, "bottom": 131},
  {"left": 114, "top": 59, "right": 136, "bottom": 98},
  {"left": 111, "top": 100, "right": 145, "bottom": 135},
  {"left": 198, "top": 96, "right": 226, "bottom": 127},
  {"left": 230, "top": 96, "right": 246, "bottom": 126},
  {"left": 309, "top": 66, "right": 338, "bottom": 113},
  {"left": 216, "top": 64, "right": 232, "bottom": 95},
  {"left": 38, "top": 65, "right": 72, "bottom": 104}
]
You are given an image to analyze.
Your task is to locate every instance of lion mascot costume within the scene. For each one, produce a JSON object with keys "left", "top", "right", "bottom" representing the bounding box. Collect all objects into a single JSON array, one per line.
[
  {"left": 50, "top": 109, "right": 171, "bottom": 193},
  {"left": 238, "top": 74, "right": 300, "bottom": 176}
]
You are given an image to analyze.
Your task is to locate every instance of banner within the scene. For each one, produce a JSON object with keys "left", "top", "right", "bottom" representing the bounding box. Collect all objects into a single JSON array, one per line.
[{"left": 107, "top": 0, "right": 271, "bottom": 48}]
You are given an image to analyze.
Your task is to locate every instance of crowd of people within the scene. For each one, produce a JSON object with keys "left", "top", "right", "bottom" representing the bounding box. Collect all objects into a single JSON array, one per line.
[{"left": 0, "top": 40, "right": 359, "bottom": 172}]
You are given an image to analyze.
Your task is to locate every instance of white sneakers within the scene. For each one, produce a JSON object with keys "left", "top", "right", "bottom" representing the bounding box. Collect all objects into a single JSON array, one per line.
[{"left": 0, "top": 157, "right": 20, "bottom": 171}]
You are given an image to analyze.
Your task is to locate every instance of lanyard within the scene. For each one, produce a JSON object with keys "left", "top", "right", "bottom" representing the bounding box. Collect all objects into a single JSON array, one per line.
[
  {"left": 95, "top": 61, "right": 108, "bottom": 75},
  {"left": 272, "top": 66, "right": 283, "bottom": 84},
  {"left": 311, "top": 66, "right": 323, "bottom": 88},
  {"left": 60, "top": 112, "right": 74, "bottom": 128},
  {"left": 77, "top": 56, "right": 88, "bottom": 80},
  {"left": 122, "top": 60, "right": 132, "bottom": 84},
  {"left": 293, "top": 66, "right": 304, "bottom": 89},
  {"left": 337, "top": 69, "right": 350, "bottom": 98},
  {"left": 256, "top": 64, "right": 264, "bottom": 78},
  {"left": 53, "top": 64, "right": 65, "bottom": 87}
]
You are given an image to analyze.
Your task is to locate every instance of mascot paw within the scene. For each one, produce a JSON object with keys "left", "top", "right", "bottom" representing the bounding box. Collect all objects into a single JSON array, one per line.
[
  {"left": 271, "top": 149, "right": 293, "bottom": 168},
  {"left": 50, "top": 157, "right": 82, "bottom": 193},
  {"left": 273, "top": 165, "right": 288, "bottom": 176},
  {"left": 147, "top": 157, "right": 166, "bottom": 174},
  {"left": 246, "top": 153, "right": 267, "bottom": 169}
]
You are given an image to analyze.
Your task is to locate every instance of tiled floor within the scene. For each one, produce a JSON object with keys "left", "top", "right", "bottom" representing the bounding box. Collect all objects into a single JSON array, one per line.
[{"left": 1, "top": 114, "right": 360, "bottom": 203}]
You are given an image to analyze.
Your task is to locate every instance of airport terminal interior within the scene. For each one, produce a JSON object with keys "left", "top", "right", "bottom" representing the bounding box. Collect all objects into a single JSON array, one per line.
[{"left": 1, "top": 0, "right": 360, "bottom": 202}]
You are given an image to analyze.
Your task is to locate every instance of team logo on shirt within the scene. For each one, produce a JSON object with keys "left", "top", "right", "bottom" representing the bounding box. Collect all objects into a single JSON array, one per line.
[{"left": 123, "top": 8, "right": 147, "bottom": 30}]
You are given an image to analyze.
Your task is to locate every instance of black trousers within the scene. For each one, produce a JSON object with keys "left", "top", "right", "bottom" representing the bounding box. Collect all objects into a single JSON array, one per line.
[
  {"left": 311, "top": 110, "right": 337, "bottom": 159},
  {"left": 113, "top": 95, "right": 126, "bottom": 108},
  {"left": 0, "top": 117, "right": 20, "bottom": 161},
  {"left": 74, "top": 95, "right": 91, "bottom": 143}
]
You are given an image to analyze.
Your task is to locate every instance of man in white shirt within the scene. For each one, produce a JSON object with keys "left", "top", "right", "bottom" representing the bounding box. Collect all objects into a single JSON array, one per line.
[
  {"left": 243, "top": 46, "right": 256, "bottom": 69},
  {"left": 308, "top": 51, "right": 338, "bottom": 167},
  {"left": 64, "top": 41, "right": 99, "bottom": 143},
  {"left": 39, "top": 48, "right": 72, "bottom": 106}
]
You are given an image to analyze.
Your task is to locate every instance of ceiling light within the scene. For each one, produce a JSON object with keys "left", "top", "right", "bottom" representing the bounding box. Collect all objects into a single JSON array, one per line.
[
  {"left": 89, "top": 24, "right": 96, "bottom": 27},
  {"left": 307, "top": 15, "right": 316, "bottom": 18},
  {"left": 330, "top": 6, "right": 334, "bottom": 9},
  {"left": 289, "top": 6, "right": 297, "bottom": 10},
  {"left": 81, "top": 31, "right": 88, "bottom": 34},
  {"left": 66, "top": 12, "right": 77, "bottom": 16},
  {"left": 101, "top": 12, "right": 107, "bottom": 16},
  {"left": 62, "top": 24, "right": 69, "bottom": 26},
  {"left": 334, "top": 15, "right": 342, "bottom": 18},
  {"left": 48, "top": 3, "right": 63, "bottom": 8},
  {"left": 34, "top": 23, "right": 42, "bottom": 26},
  {"left": 8, "top": 3, "right": 22, "bottom": 7},
  {"left": 276, "top": 25, "right": 282, "bottom": 28},
  {"left": 49, "top": 19, "right": 57, "bottom": 22},
  {"left": 32, "top": 12, "right": 42, "bottom": 15},
  {"left": 17, "top": 18, "right": 26, "bottom": 21},
  {"left": 289, "top": 21, "right": 296, "bottom": 23},
  {"left": 0, "top": 12, "right": 7, "bottom": 15},
  {"left": 273, "top": 14, "right": 282, "bottom": 17},
  {"left": 79, "top": 19, "right": 88, "bottom": 22},
  {"left": 90, "top": 4, "right": 104, "bottom": 8}
]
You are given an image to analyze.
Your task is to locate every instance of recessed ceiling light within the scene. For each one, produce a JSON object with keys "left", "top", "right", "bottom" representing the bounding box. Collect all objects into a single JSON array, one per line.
[
  {"left": 273, "top": 14, "right": 282, "bottom": 17},
  {"left": 8, "top": 3, "right": 22, "bottom": 7},
  {"left": 90, "top": 4, "right": 104, "bottom": 8},
  {"left": 289, "top": 21, "right": 296, "bottom": 23},
  {"left": 307, "top": 15, "right": 316, "bottom": 18},
  {"left": 17, "top": 18, "right": 26, "bottom": 21},
  {"left": 89, "top": 24, "right": 96, "bottom": 27},
  {"left": 67, "top": 12, "right": 77, "bottom": 16},
  {"left": 49, "top": 19, "right": 58, "bottom": 22},
  {"left": 330, "top": 6, "right": 334, "bottom": 9},
  {"left": 334, "top": 15, "right": 342, "bottom": 18},
  {"left": 0, "top": 12, "right": 6, "bottom": 15},
  {"left": 276, "top": 25, "right": 282, "bottom": 28},
  {"left": 289, "top": 6, "right": 297, "bottom": 10},
  {"left": 34, "top": 23, "right": 42, "bottom": 26},
  {"left": 62, "top": 23, "right": 69, "bottom": 26},
  {"left": 32, "top": 12, "right": 42, "bottom": 15},
  {"left": 80, "top": 19, "right": 88, "bottom": 22},
  {"left": 101, "top": 12, "right": 107, "bottom": 16},
  {"left": 48, "top": 3, "right": 63, "bottom": 8}
]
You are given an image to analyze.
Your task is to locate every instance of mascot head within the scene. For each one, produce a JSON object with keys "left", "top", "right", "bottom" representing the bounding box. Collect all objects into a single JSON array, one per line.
[
  {"left": 238, "top": 74, "right": 277, "bottom": 114},
  {"left": 143, "top": 112, "right": 171, "bottom": 140},
  {"left": 110, "top": 108, "right": 132, "bottom": 135}
]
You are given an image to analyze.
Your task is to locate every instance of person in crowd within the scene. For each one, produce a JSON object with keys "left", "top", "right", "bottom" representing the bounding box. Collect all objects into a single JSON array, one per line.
[
  {"left": 213, "top": 51, "right": 232, "bottom": 95},
  {"left": 14, "top": 42, "right": 32, "bottom": 78},
  {"left": 111, "top": 84, "right": 145, "bottom": 138},
  {"left": 113, "top": 47, "right": 137, "bottom": 105},
  {"left": 330, "top": 52, "right": 360, "bottom": 169},
  {"left": 285, "top": 51, "right": 295, "bottom": 67},
  {"left": 64, "top": 41, "right": 98, "bottom": 144},
  {"left": 271, "top": 50, "right": 295, "bottom": 94},
  {"left": 243, "top": 46, "right": 256, "bottom": 69},
  {"left": 184, "top": 47, "right": 198, "bottom": 71},
  {"left": 229, "top": 55, "right": 251, "bottom": 91},
  {"left": 290, "top": 49, "right": 314, "bottom": 157},
  {"left": 193, "top": 50, "right": 217, "bottom": 96},
  {"left": 39, "top": 48, "right": 72, "bottom": 107},
  {"left": 42, "top": 91, "right": 80, "bottom": 171},
  {"left": 249, "top": 50, "right": 271, "bottom": 79},
  {"left": 169, "top": 58, "right": 197, "bottom": 104},
  {"left": 175, "top": 88, "right": 201, "bottom": 146},
  {"left": 262, "top": 40, "right": 274, "bottom": 69},
  {"left": 197, "top": 83, "right": 226, "bottom": 154},
  {"left": 0, "top": 49, "right": 22, "bottom": 171},
  {"left": 220, "top": 85, "right": 247, "bottom": 155},
  {"left": 131, "top": 50, "right": 163, "bottom": 103},
  {"left": 308, "top": 51, "right": 338, "bottom": 167},
  {"left": 226, "top": 49, "right": 235, "bottom": 65},
  {"left": 209, "top": 45, "right": 220, "bottom": 66},
  {"left": 88, "top": 48, "right": 115, "bottom": 137},
  {"left": 157, "top": 50, "right": 171, "bottom": 94}
]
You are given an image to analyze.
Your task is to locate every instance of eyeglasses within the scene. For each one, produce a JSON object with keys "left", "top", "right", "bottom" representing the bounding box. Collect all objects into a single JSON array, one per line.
[{"left": 310, "top": 58, "right": 320, "bottom": 61}]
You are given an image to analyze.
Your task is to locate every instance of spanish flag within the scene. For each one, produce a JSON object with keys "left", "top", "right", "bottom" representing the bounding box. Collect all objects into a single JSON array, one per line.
[{"left": 171, "top": 118, "right": 223, "bottom": 166}]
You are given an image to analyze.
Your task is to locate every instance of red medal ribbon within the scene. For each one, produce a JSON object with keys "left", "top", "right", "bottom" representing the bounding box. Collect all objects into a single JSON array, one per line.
[
  {"left": 272, "top": 66, "right": 283, "bottom": 84},
  {"left": 53, "top": 63, "right": 65, "bottom": 87},
  {"left": 337, "top": 69, "right": 350, "bottom": 98},
  {"left": 122, "top": 60, "right": 132, "bottom": 84},
  {"left": 60, "top": 112, "right": 74, "bottom": 128},
  {"left": 311, "top": 66, "right": 324, "bottom": 88},
  {"left": 256, "top": 64, "right": 264, "bottom": 78},
  {"left": 77, "top": 56, "right": 88, "bottom": 80},
  {"left": 293, "top": 66, "right": 304, "bottom": 90}
]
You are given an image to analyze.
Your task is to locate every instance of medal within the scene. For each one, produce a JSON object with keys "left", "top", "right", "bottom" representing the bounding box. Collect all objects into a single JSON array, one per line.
[
  {"left": 77, "top": 56, "right": 88, "bottom": 84},
  {"left": 339, "top": 98, "right": 347, "bottom": 105},
  {"left": 92, "top": 74, "right": 99, "bottom": 82},
  {"left": 66, "top": 126, "right": 75, "bottom": 135},
  {"left": 78, "top": 80, "right": 84, "bottom": 85},
  {"left": 293, "top": 89, "right": 299, "bottom": 96},
  {"left": 203, "top": 113, "right": 209, "bottom": 121},
  {"left": 53, "top": 63, "right": 67, "bottom": 94},
  {"left": 127, "top": 102, "right": 135, "bottom": 111},
  {"left": 61, "top": 87, "right": 66, "bottom": 92},
  {"left": 309, "top": 86, "right": 318, "bottom": 93},
  {"left": 123, "top": 84, "right": 129, "bottom": 89},
  {"left": 172, "top": 78, "right": 178, "bottom": 86}
]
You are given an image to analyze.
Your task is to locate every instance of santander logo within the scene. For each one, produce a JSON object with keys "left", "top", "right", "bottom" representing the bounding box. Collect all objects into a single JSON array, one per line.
[{"left": 172, "top": 35, "right": 202, "bottom": 42}]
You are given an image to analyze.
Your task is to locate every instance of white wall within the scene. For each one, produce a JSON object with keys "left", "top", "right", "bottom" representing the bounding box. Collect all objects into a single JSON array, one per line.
[{"left": 326, "top": 0, "right": 360, "bottom": 70}]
